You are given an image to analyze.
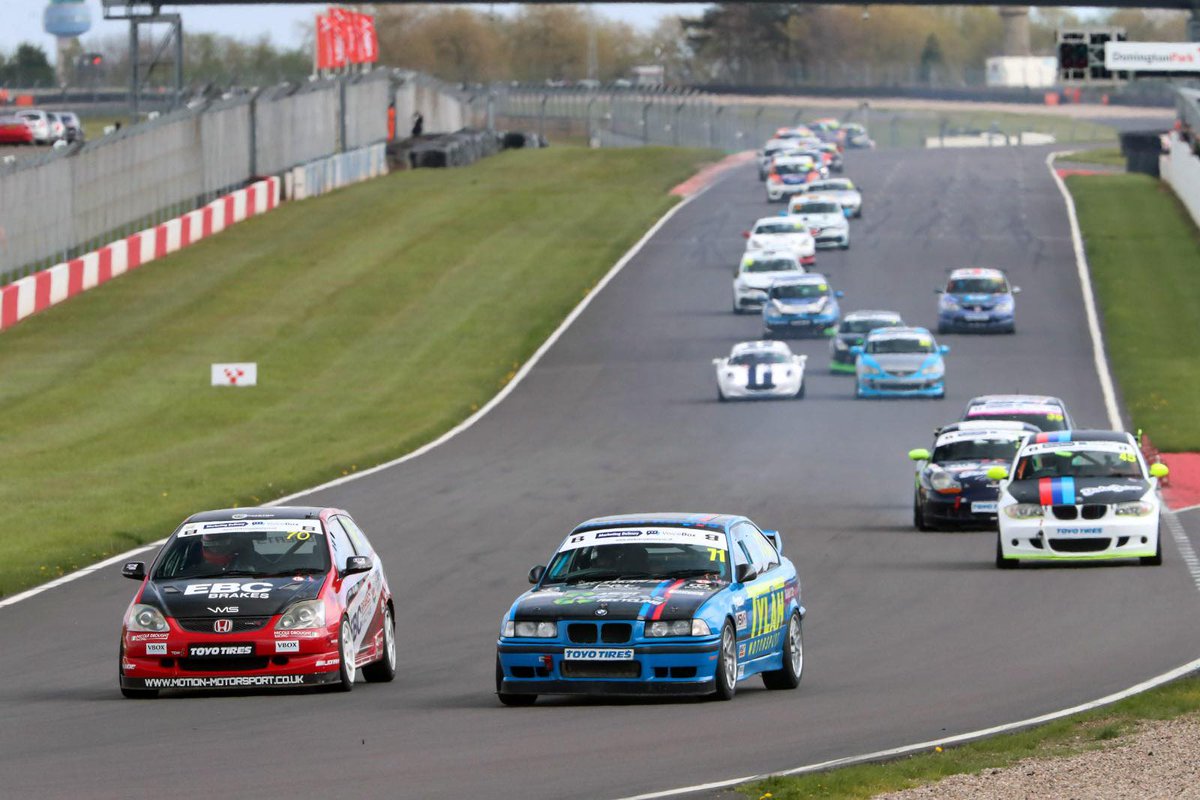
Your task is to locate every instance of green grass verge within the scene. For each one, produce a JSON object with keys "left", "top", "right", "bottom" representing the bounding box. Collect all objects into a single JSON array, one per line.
[
  {"left": 0, "top": 145, "right": 715, "bottom": 596},
  {"left": 740, "top": 675, "right": 1200, "bottom": 799},
  {"left": 1069, "top": 172, "right": 1200, "bottom": 450},
  {"left": 1060, "top": 148, "right": 1124, "bottom": 167}
]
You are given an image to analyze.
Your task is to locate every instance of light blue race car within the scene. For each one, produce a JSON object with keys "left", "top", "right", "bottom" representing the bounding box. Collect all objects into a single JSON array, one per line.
[
  {"left": 852, "top": 326, "right": 948, "bottom": 399},
  {"left": 496, "top": 513, "right": 805, "bottom": 704}
]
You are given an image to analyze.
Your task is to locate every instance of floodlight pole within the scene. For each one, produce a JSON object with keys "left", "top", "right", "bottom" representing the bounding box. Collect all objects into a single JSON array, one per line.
[{"left": 104, "top": 2, "right": 185, "bottom": 123}]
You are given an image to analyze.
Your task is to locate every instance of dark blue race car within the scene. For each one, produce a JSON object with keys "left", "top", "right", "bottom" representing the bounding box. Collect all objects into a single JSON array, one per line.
[
  {"left": 936, "top": 267, "right": 1019, "bottom": 334},
  {"left": 496, "top": 513, "right": 805, "bottom": 704},
  {"left": 763, "top": 274, "right": 843, "bottom": 338}
]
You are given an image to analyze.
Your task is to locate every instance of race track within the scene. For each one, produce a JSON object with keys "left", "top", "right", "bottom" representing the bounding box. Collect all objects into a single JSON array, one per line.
[{"left": 2, "top": 145, "right": 1199, "bottom": 800}]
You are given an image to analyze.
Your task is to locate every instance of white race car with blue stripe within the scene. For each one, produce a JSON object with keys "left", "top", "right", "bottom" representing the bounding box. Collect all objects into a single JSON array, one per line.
[{"left": 713, "top": 341, "right": 807, "bottom": 401}]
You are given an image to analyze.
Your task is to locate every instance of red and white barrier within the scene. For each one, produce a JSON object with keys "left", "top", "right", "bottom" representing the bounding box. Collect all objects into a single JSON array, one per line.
[{"left": 0, "top": 176, "right": 280, "bottom": 332}]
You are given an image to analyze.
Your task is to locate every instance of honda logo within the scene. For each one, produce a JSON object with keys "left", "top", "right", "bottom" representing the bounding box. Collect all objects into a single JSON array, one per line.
[{"left": 213, "top": 618, "right": 233, "bottom": 633}]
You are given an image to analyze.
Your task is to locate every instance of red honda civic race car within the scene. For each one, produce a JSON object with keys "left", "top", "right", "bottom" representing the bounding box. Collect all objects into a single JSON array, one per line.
[{"left": 118, "top": 506, "right": 395, "bottom": 698}]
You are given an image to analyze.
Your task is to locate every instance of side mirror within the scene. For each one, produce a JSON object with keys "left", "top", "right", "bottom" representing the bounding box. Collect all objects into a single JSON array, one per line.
[
  {"left": 121, "top": 561, "right": 146, "bottom": 581},
  {"left": 986, "top": 466, "right": 1010, "bottom": 481},
  {"left": 849, "top": 345, "right": 864, "bottom": 355},
  {"left": 1012, "top": 286, "right": 1022, "bottom": 294},
  {"left": 742, "top": 231, "right": 751, "bottom": 239},
  {"left": 343, "top": 555, "right": 373, "bottom": 576},
  {"left": 835, "top": 290, "right": 844, "bottom": 298},
  {"left": 1150, "top": 462, "right": 1170, "bottom": 479},
  {"left": 934, "top": 288, "right": 944, "bottom": 294},
  {"left": 528, "top": 565, "right": 546, "bottom": 584},
  {"left": 939, "top": 345, "right": 950, "bottom": 354},
  {"left": 712, "top": 358, "right": 723, "bottom": 365},
  {"left": 908, "top": 448, "right": 931, "bottom": 462},
  {"left": 736, "top": 563, "right": 758, "bottom": 584},
  {"left": 762, "top": 529, "right": 782, "bottom": 553}
]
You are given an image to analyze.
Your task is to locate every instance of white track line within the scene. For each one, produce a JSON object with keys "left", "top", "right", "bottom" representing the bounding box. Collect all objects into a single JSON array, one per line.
[
  {"left": 0, "top": 174, "right": 724, "bottom": 613},
  {"left": 1163, "top": 510, "right": 1200, "bottom": 592},
  {"left": 612, "top": 150, "right": 1198, "bottom": 800},
  {"left": 1046, "top": 152, "right": 1123, "bottom": 431}
]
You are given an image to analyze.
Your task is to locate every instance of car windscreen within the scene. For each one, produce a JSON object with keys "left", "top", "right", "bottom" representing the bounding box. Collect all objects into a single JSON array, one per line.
[
  {"left": 744, "top": 258, "right": 798, "bottom": 273},
  {"left": 933, "top": 439, "right": 1022, "bottom": 463},
  {"left": 795, "top": 203, "right": 839, "bottom": 214},
  {"left": 866, "top": 337, "right": 933, "bottom": 354},
  {"left": 153, "top": 529, "right": 331, "bottom": 580},
  {"left": 824, "top": 180, "right": 854, "bottom": 190},
  {"left": 1014, "top": 448, "right": 1141, "bottom": 480},
  {"left": 840, "top": 317, "right": 898, "bottom": 334},
  {"left": 967, "top": 410, "right": 1066, "bottom": 432},
  {"left": 770, "top": 283, "right": 826, "bottom": 300},
  {"left": 948, "top": 277, "right": 1007, "bottom": 294},
  {"left": 730, "top": 352, "right": 790, "bottom": 366},
  {"left": 775, "top": 163, "right": 810, "bottom": 175},
  {"left": 754, "top": 222, "right": 803, "bottom": 234},
  {"left": 544, "top": 542, "right": 729, "bottom": 583}
]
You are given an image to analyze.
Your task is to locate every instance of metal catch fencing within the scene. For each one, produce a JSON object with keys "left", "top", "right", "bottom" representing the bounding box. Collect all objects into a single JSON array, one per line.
[
  {"left": 492, "top": 87, "right": 1119, "bottom": 153},
  {"left": 0, "top": 69, "right": 470, "bottom": 284}
]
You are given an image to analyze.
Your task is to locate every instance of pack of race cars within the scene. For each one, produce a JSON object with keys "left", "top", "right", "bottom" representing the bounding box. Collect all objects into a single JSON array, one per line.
[{"left": 116, "top": 118, "right": 1170, "bottom": 709}]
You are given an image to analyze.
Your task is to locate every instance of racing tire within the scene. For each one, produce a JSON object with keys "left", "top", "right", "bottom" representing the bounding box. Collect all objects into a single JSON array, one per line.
[
  {"left": 711, "top": 622, "right": 738, "bottom": 701},
  {"left": 936, "top": 323, "right": 948, "bottom": 335},
  {"left": 914, "top": 493, "right": 931, "bottom": 531},
  {"left": 839, "top": 242, "right": 850, "bottom": 251},
  {"left": 1005, "top": 325, "right": 1016, "bottom": 335},
  {"left": 996, "top": 537, "right": 1018, "bottom": 569},
  {"left": 717, "top": 387, "right": 727, "bottom": 403},
  {"left": 762, "top": 613, "right": 804, "bottom": 691},
  {"left": 335, "top": 618, "right": 356, "bottom": 692},
  {"left": 361, "top": 605, "right": 397, "bottom": 683},
  {"left": 794, "top": 380, "right": 805, "bottom": 400},
  {"left": 1141, "top": 530, "right": 1163, "bottom": 566},
  {"left": 496, "top": 657, "right": 537, "bottom": 706},
  {"left": 118, "top": 644, "right": 158, "bottom": 699}
]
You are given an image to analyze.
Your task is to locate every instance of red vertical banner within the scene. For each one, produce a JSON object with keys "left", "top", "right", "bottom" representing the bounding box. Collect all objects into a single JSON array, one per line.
[
  {"left": 358, "top": 13, "right": 378, "bottom": 64},
  {"left": 328, "top": 7, "right": 349, "bottom": 68},
  {"left": 344, "top": 10, "right": 362, "bottom": 64},
  {"left": 315, "top": 14, "right": 332, "bottom": 70}
]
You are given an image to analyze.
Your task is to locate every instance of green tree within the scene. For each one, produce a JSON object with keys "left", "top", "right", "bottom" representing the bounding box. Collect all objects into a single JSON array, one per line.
[
  {"left": 3, "top": 43, "right": 55, "bottom": 87},
  {"left": 919, "top": 33, "right": 945, "bottom": 85}
]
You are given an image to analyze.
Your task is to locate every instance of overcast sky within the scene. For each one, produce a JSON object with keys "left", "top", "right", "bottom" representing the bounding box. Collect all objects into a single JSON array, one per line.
[{"left": 4, "top": 2, "right": 711, "bottom": 58}]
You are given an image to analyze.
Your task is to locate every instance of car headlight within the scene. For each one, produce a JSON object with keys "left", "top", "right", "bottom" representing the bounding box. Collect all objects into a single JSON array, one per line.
[
  {"left": 834, "top": 338, "right": 848, "bottom": 350},
  {"left": 126, "top": 604, "right": 170, "bottom": 632},
  {"left": 941, "top": 295, "right": 959, "bottom": 309},
  {"left": 275, "top": 600, "right": 327, "bottom": 630},
  {"left": 1114, "top": 500, "right": 1155, "bottom": 517},
  {"left": 930, "top": 470, "right": 961, "bottom": 494},
  {"left": 862, "top": 364, "right": 882, "bottom": 375},
  {"left": 995, "top": 299, "right": 1014, "bottom": 312},
  {"left": 646, "top": 619, "right": 710, "bottom": 637},
  {"left": 512, "top": 620, "right": 557, "bottom": 638},
  {"left": 920, "top": 362, "right": 944, "bottom": 377},
  {"left": 1004, "top": 503, "right": 1044, "bottom": 519}
]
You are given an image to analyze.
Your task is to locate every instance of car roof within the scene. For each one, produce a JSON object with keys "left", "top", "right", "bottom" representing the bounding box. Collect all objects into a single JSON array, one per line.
[
  {"left": 845, "top": 309, "right": 903, "bottom": 320},
  {"left": 793, "top": 195, "right": 840, "bottom": 205},
  {"left": 867, "top": 325, "right": 932, "bottom": 340},
  {"left": 742, "top": 250, "right": 799, "bottom": 262},
  {"left": 936, "top": 425, "right": 1034, "bottom": 446},
  {"left": 770, "top": 273, "right": 829, "bottom": 286},
  {"left": 731, "top": 340, "right": 793, "bottom": 356},
  {"left": 949, "top": 267, "right": 1006, "bottom": 280},
  {"left": 572, "top": 513, "right": 742, "bottom": 534},
  {"left": 968, "top": 394, "right": 1065, "bottom": 408},
  {"left": 774, "top": 155, "right": 815, "bottom": 164},
  {"left": 753, "top": 216, "right": 807, "bottom": 227},
  {"left": 183, "top": 506, "right": 327, "bottom": 523},
  {"left": 1024, "top": 429, "right": 1134, "bottom": 445}
]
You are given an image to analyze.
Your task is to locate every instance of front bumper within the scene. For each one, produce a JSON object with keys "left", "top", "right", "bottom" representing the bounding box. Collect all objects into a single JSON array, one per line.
[
  {"left": 857, "top": 376, "right": 944, "bottom": 397},
  {"left": 921, "top": 492, "right": 999, "bottom": 529},
  {"left": 120, "top": 625, "right": 342, "bottom": 690},
  {"left": 718, "top": 377, "right": 802, "bottom": 399},
  {"left": 939, "top": 310, "right": 1014, "bottom": 332},
  {"left": 998, "top": 511, "right": 1159, "bottom": 562},
  {"left": 765, "top": 315, "right": 838, "bottom": 338},
  {"left": 766, "top": 183, "right": 807, "bottom": 201},
  {"left": 734, "top": 288, "right": 769, "bottom": 310},
  {"left": 814, "top": 230, "right": 849, "bottom": 249},
  {"left": 830, "top": 346, "right": 856, "bottom": 371},
  {"left": 496, "top": 639, "right": 721, "bottom": 696}
]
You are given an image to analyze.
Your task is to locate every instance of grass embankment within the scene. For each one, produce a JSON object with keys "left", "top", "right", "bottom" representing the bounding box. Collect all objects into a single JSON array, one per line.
[
  {"left": 0, "top": 146, "right": 715, "bottom": 596},
  {"left": 1069, "top": 172, "right": 1200, "bottom": 450},
  {"left": 1061, "top": 147, "right": 1124, "bottom": 167},
  {"left": 741, "top": 676, "right": 1200, "bottom": 799},
  {"left": 736, "top": 168, "right": 1200, "bottom": 799}
]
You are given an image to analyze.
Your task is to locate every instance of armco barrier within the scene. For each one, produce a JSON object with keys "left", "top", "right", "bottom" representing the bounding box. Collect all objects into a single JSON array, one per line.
[
  {"left": 0, "top": 177, "right": 279, "bottom": 333},
  {"left": 286, "top": 143, "right": 388, "bottom": 201},
  {"left": 1161, "top": 131, "right": 1200, "bottom": 231}
]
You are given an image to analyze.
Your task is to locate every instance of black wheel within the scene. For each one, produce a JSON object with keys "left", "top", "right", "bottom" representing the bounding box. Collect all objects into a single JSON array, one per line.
[
  {"left": 934, "top": 389, "right": 946, "bottom": 400},
  {"left": 794, "top": 380, "right": 805, "bottom": 399},
  {"left": 1005, "top": 325, "right": 1016, "bottom": 334},
  {"left": 335, "top": 617, "right": 356, "bottom": 691},
  {"left": 711, "top": 622, "right": 738, "bottom": 701},
  {"left": 936, "top": 323, "right": 948, "bottom": 335},
  {"left": 996, "top": 536, "right": 1017, "bottom": 569},
  {"left": 496, "top": 657, "right": 537, "bottom": 706},
  {"left": 361, "top": 606, "right": 397, "bottom": 682},
  {"left": 914, "top": 492, "right": 931, "bottom": 531},
  {"left": 717, "top": 387, "right": 727, "bottom": 403},
  {"left": 119, "top": 645, "right": 158, "bottom": 699},
  {"left": 762, "top": 613, "right": 804, "bottom": 690},
  {"left": 1141, "top": 529, "right": 1163, "bottom": 566},
  {"left": 839, "top": 242, "right": 849, "bottom": 250}
]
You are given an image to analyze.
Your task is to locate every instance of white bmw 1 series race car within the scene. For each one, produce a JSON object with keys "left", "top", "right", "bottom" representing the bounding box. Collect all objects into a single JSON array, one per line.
[
  {"left": 713, "top": 340, "right": 807, "bottom": 401},
  {"left": 989, "top": 429, "right": 1170, "bottom": 568}
]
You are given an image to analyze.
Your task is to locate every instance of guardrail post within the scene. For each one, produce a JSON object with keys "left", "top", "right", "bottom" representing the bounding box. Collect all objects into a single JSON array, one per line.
[
  {"left": 754, "top": 106, "right": 765, "bottom": 143},
  {"left": 673, "top": 103, "right": 684, "bottom": 146},
  {"left": 712, "top": 105, "right": 724, "bottom": 148},
  {"left": 586, "top": 96, "right": 597, "bottom": 144},
  {"left": 539, "top": 94, "right": 548, "bottom": 140},
  {"left": 642, "top": 102, "right": 651, "bottom": 145}
]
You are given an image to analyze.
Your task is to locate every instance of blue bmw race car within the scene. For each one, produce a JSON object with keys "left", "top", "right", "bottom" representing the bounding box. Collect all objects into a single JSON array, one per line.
[
  {"left": 762, "top": 274, "right": 843, "bottom": 338},
  {"left": 853, "top": 326, "right": 948, "bottom": 399},
  {"left": 936, "top": 267, "right": 1019, "bottom": 334},
  {"left": 496, "top": 513, "right": 805, "bottom": 704}
]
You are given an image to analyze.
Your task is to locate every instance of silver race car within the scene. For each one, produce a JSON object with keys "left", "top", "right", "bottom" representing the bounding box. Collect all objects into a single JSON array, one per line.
[
  {"left": 733, "top": 250, "right": 805, "bottom": 313},
  {"left": 714, "top": 341, "right": 807, "bottom": 401}
]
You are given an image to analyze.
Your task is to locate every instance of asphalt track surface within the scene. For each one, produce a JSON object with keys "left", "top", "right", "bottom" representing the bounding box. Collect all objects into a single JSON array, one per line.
[{"left": 3, "top": 146, "right": 1200, "bottom": 800}]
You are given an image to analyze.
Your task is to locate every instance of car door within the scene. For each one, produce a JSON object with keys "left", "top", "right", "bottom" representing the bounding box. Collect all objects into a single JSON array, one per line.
[
  {"left": 336, "top": 514, "right": 387, "bottom": 664},
  {"left": 327, "top": 516, "right": 375, "bottom": 666},
  {"left": 734, "top": 523, "right": 787, "bottom": 664}
]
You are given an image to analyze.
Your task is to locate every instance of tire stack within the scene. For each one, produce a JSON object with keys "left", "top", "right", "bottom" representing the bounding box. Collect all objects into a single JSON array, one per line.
[{"left": 386, "top": 128, "right": 544, "bottom": 171}]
